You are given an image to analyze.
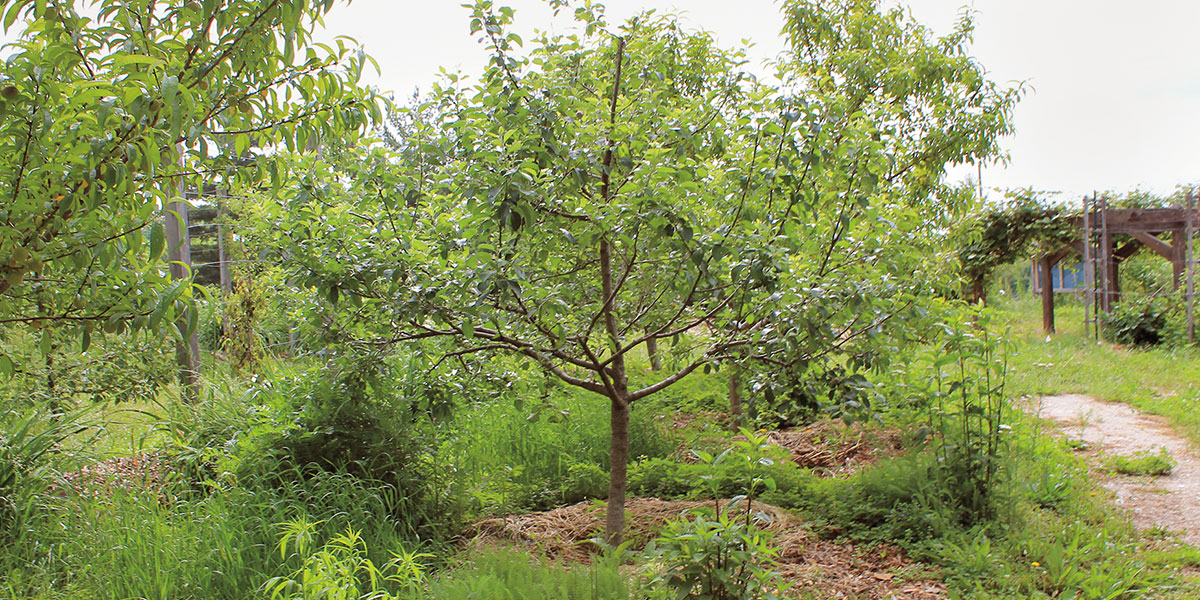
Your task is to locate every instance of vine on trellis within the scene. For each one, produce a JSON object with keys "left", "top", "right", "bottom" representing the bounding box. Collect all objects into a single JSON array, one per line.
[{"left": 953, "top": 194, "right": 1077, "bottom": 302}]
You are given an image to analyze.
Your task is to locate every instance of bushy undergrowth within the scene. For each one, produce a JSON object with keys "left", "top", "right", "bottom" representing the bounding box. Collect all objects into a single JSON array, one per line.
[
  {"left": 5, "top": 297, "right": 1200, "bottom": 599},
  {"left": 1101, "top": 295, "right": 1186, "bottom": 347}
]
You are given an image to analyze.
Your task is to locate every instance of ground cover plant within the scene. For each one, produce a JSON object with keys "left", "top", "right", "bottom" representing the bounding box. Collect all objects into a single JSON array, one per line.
[{"left": 1105, "top": 447, "right": 1177, "bottom": 477}]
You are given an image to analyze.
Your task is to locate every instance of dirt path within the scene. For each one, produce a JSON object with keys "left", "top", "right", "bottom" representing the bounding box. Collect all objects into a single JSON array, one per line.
[{"left": 1035, "top": 394, "right": 1200, "bottom": 546}]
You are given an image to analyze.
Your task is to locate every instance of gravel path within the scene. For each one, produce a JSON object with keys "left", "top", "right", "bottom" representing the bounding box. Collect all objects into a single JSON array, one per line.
[{"left": 1035, "top": 394, "right": 1200, "bottom": 546}]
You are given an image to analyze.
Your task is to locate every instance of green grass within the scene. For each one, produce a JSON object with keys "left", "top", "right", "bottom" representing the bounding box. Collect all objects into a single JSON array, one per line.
[
  {"left": 419, "top": 548, "right": 631, "bottom": 599},
  {"left": 999, "top": 295, "right": 1200, "bottom": 444},
  {"left": 1105, "top": 447, "right": 1177, "bottom": 477},
  {"left": 3, "top": 466, "right": 416, "bottom": 600},
  {"left": 443, "top": 384, "right": 678, "bottom": 516}
]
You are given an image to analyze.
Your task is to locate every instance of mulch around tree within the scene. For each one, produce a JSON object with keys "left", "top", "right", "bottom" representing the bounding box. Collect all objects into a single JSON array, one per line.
[
  {"left": 767, "top": 420, "right": 906, "bottom": 476},
  {"left": 469, "top": 498, "right": 945, "bottom": 599},
  {"left": 48, "top": 452, "right": 168, "bottom": 498}
]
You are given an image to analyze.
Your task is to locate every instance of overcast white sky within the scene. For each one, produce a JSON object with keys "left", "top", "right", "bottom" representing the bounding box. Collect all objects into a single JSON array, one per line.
[{"left": 318, "top": 0, "right": 1200, "bottom": 205}]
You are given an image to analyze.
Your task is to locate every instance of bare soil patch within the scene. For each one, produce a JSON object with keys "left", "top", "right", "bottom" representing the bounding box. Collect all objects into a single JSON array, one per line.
[
  {"left": 469, "top": 498, "right": 945, "bottom": 599},
  {"left": 1036, "top": 394, "right": 1200, "bottom": 546}
]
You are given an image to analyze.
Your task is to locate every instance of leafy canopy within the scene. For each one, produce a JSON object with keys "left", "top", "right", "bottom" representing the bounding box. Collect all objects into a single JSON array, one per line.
[{"left": 0, "top": 0, "right": 380, "bottom": 374}]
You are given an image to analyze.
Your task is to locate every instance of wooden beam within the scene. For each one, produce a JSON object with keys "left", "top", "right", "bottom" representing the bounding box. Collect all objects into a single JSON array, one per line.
[
  {"left": 1130, "top": 231, "right": 1174, "bottom": 260},
  {"left": 1170, "top": 229, "right": 1186, "bottom": 290},
  {"left": 1101, "top": 216, "right": 1114, "bottom": 311},
  {"left": 1045, "top": 248, "right": 1071, "bottom": 268},
  {"left": 1114, "top": 240, "right": 1140, "bottom": 261}
]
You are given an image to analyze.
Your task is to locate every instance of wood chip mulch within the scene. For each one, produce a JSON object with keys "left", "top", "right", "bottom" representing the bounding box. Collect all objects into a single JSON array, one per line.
[
  {"left": 468, "top": 498, "right": 945, "bottom": 599},
  {"left": 767, "top": 420, "right": 905, "bottom": 476}
]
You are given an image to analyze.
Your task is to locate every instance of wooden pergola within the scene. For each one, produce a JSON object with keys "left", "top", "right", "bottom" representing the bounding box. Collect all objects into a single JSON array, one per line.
[{"left": 1035, "top": 193, "right": 1197, "bottom": 340}]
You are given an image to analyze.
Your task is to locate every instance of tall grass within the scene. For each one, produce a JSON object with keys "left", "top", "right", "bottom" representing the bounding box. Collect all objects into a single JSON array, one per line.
[
  {"left": 444, "top": 386, "right": 678, "bottom": 514},
  {"left": 419, "top": 549, "right": 631, "bottom": 599},
  {"left": 5, "top": 466, "right": 415, "bottom": 600}
]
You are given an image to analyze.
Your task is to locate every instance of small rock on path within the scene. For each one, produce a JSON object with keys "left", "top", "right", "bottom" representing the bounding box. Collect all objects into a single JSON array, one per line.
[{"left": 1036, "top": 394, "right": 1200, "bottom": 546}]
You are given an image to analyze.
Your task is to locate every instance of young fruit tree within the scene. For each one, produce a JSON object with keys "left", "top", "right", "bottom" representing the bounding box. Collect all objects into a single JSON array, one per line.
[
  {"left": 0, "top": 0, "right": 379, "bottom": 382},
  {"left": 280, "top": 0, "right": 1017, "bottom": 544}
]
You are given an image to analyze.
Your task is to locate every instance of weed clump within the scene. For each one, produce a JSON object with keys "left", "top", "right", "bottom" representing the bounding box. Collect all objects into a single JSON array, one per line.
[{"left": 1105, "top": 447, "right": 1176, "bottom": 476}]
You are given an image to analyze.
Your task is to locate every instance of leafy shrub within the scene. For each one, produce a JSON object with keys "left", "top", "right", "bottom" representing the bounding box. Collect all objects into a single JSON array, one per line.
[
  {"left": 628, "top": 458, "right": 694, "bottom": 498},
  {"left": 41, "top": 464, "right": 418, "bottom": 600},
  {"left": 563, "top": 461, "right": 609, "bottom": 504},
  {"left": 1105, "top": 447, "right": 1176, "bottom": 476},
  {"left": 0, "top": 409, "right": 83, "bottom": 545},
  {"left": 1024, "top": 465, "right": 1073, "bottom": 510},
  {"left": 265, "top": 518, "right": 430, "bottom": 600},
  {"left": 164, "top": 351, "right": 464, "bottom": 543},
  {"left": 0, "top": 326, "right": 174, "bottom": 413},
  {"left": 642, "top": 510, "right": 787, "bottom": 600},
  {"left": 796, "top": 453, "right": 956, "bottom": 547},
  {"left": 916, "top": 310, "right": 1013, "bottom": 527},
  {"left": 628, "top": 453, "right": 813, "bottom": 505},
  {"left": 642, "top": 430, "right": 789, "bottom": 600},
  {"left": 750, "top": 364, "right": 881, "bottom": 429},
  {"left": 1024, "top": 519, "right": 1160, "bottom": 599},
  {"left": 1102, "top": 296, "right": 1181, "bottom": 347}
]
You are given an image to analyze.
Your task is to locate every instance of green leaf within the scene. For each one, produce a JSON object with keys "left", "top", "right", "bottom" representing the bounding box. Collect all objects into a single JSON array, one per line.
[
  {"left": 150, "top": 279, "right": 188, "bottom": 331},
  {"left": 149, "top": 223, "right": 165, "bottom": 261}
]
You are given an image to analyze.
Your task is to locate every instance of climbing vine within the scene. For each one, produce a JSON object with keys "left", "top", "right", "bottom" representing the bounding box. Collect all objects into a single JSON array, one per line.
[{"left": 953, "top": 194, "right": 1077, "bottom": 302}]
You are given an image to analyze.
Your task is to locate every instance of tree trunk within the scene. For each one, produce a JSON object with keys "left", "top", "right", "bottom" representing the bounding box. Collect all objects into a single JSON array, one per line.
[
  {"left": 969, "top": 277, "right": 986, "bottom": 305},
  {"left": 167, "top": 147, "right": 200, "bottom": 401},
  {"left": 729, "top": 365, "right": 742, "bottom": 428},
  {"left": 600, "top": 36, "right": 630, "bottom": 547},
  {"left": 645, "top": 336, "right": 661, "bottom": 371},
  {"left": 605, "top": 392, "right": 631, "bottom": 546}
]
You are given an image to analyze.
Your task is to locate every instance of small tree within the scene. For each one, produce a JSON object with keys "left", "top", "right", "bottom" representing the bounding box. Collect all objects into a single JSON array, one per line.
[
  {"left": 0, "top": 0, "right": 379, "bottom": 379},
  {"left": 281, "top": 0, "right": 1016, "bottom": 544}
]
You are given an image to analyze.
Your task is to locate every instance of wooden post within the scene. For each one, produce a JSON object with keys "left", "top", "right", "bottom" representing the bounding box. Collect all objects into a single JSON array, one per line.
[
  {"left": 1188, "top": 191, "right": 1195, "bottom": 344},
  {"left": 166, "top": 147, "right": 201, "bottom": 401},
  {"left": 217, "top": 188, "right": 232, "bottom": 341},
  {"left": 217, "top": 189, "right": 232, "bottom": 296},
  {"left": 1170, "top": 229, "right": 1186, "bottom": 291},
  {"left": 1100, "top": 195, "right": 1112, "bottom": 312},
  {"left": 1040, "top": 255, "right": 1055, "bottom": 334},
  {"left": 1083, "top": 195, "right": 1092, "bottom": 336}
]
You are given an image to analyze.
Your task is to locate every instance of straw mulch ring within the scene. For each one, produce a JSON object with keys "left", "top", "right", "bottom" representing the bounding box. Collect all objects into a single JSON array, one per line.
[
  {"left": 48, "top": 452, "right": 168, "bottom": 498},
  {"left": 469, "top": 497, "right": 796, "bottom": 562},
  {"left": 767, "top": 419, "right": 905, "bottom": 476},
  {"left": 468, "top": 498, "right": 945, "bottom": 599}
]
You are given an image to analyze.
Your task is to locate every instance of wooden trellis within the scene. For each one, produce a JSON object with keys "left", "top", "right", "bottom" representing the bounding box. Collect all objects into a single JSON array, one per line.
[{"left": 1034, "top": 192, "right": 1197, "bottom": 340}]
